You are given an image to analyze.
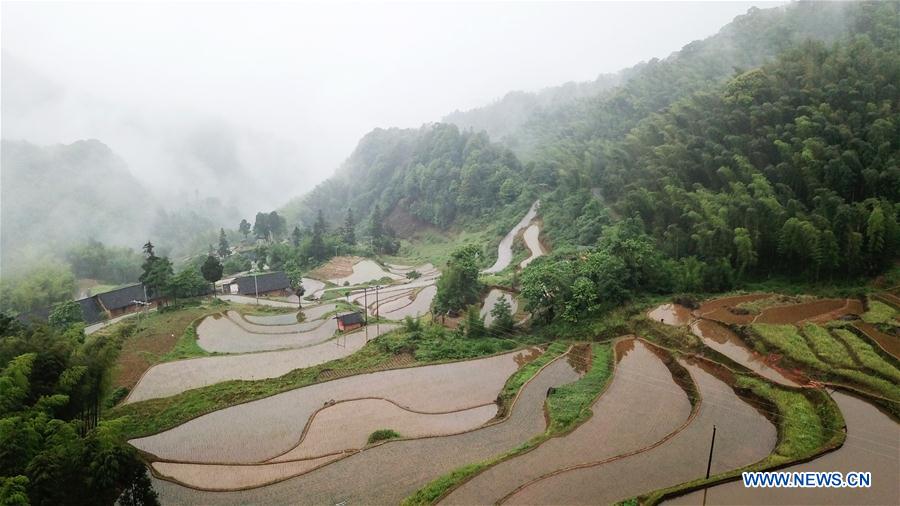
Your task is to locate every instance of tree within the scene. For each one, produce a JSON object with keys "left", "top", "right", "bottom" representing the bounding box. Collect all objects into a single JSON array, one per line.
[
  {"left": 489, "top": 295, "right": 514, "bottom": 334},
  {"left": 733, "top": 227, "right": 757, "bottom": 277},
  {"left": 170, "top": 267, "right": 207, "bottom": 300},
  {"left": 268, "top": 211, "right": 287, "bottom": 240},
  {"left": 311, "top": 210, "right": 327, "bottom": 261},
  {"left": 463, "top": 305, "right": 485, "bottom": 338},
  {"left": 200, "top": 255, "right": 224, "bottom": 296},
  {"left": 342, "top": 208, "right": 356, "bottom": 246},
  {"left": 284, "top": 261, "right": 305, "bottom": 308},
  {"left": 49, "top": 301, "right": 84, "bottom": 329},
  {"left": 217, "top": 228, "right": 230, "bottom": 258},
  {"left": 433, "top": 245, "right": 481, "bottom": 315},
  {"left": 139, "top": 252, "right": 173, "bottom": 303},
  {"left": 253, "top": 212, "right": 270, "bottom": 241},
  {"left": 238, "top": 219, "right": 251, "bottom": 240},
  {"left": 291, "top": 226, "right": 302, "bottom": 247}
]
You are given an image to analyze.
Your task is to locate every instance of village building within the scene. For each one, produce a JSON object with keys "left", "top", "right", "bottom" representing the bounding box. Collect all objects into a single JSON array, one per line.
[
  {"left": 334, "top": 312, "right": 365, "bottom": 332},
  {"left": 220, "top": 271, "right": 291, "bottom": 297},
  {"left": 75, "top": 283, "right": 159, "bottom": 325}
]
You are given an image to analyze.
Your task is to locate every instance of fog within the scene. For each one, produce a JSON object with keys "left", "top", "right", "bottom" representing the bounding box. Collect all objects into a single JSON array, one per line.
[{"left": 2, "top": 1, "right": 777, "bottom": 215}]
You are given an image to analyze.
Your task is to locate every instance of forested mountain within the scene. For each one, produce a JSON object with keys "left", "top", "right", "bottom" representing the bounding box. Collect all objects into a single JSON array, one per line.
[
  {"left": 450, "top": 2, "right": 870, "bottom": 162},
  {"left": 0, "top": 139, "right": 241, "bottom": 277},
  {"left": 0, "top": 139, "right": 155, "bottom": 273},
  {"left": 442, "top": 73, "right": 622, "bottom": 147},
  {"left": 281, "top": 124, "right": 534, "bottom": 232}
]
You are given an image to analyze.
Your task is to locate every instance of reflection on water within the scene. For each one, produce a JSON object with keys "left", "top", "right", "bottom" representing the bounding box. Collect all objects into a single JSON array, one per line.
[
  {"left": 690, "top": 320, "right": 800, "bottom": 387},
  {"left": 648, "top": 303, "right": 693, "bottom": 326},
  {"left": 667, "top": 392, "right": 900, "bottom": 506}
]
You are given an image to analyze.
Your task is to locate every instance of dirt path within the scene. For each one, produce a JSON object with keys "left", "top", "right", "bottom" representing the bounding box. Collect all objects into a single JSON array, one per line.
[
  {"left": 502, "top": 358, "right": 777, "bottom": 505},
  {"left": 146, "top": 352, "right": 582, "bottom": 505},
  {"left": 668, "top": 392, "right": 899, "bottom": 506},
  {"left": 443, "top": 339, "right": 693, "bottom": 505},
  {"left": 124, "top": 324, "right": 399, "bottom": 404},
  {"left": 483, "top": 200, "right": 539, "bottom": 274}
]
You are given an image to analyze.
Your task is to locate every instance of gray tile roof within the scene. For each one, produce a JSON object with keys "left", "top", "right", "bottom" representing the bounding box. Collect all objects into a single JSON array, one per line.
[{"left": 233, "top": 271, "right": 290, "bottom": 295}]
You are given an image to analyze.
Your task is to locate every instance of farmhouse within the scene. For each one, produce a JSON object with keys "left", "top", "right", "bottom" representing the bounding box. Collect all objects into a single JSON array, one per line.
[
  {"left": 221, "top": 271, "right": 291, "bottom": 297},
  {"left": 335, "top": 312, "right": 365, "bottom": 332},
  {"left": 75, "top": 283, "right": 159, "bottom": 324}
]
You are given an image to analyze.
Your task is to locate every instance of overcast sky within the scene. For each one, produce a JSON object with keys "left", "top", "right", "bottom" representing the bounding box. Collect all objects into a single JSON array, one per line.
[{"left": 2, "top": 1, "right": 782, "bottom": 209}]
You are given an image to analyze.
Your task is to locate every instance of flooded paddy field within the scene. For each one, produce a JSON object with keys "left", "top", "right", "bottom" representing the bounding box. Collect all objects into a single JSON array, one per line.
[
  {"left": 147, "top": 350, "right": 581, "bottom": 504},
  {"left": 327, "top": 259, "right": 404, "bottom": 285},
  {"left": 648, "top": 303, "right": 693, "bottom": 326},
  {"left": 669, "top": 392, "right": 899, "bottom": 506},
  {"left": 484, "top": 200, "right": 539, "bottom": 274},
  {"left": 197, "top": 313, "right": 339, "bottom": 353},
  {"left": 443, "top": 339, "right": 693, "bottom": 505},
  {"left": 218, "top": 294, "right": 298, "bottom": 308},
  {"left": 518, "top": 223, "right": 545, "bottom": 269},
  {"left": 125, "top": 324, "right": 399, "bottom": 403},
  {"left": 854, "top": 322, "right": 900, "bottom": 359},
  {"left": 230, "top": 309, "right": 331, "bottom": 334},
  {"left": 691, "top": 320, "right": 801, "bottom": 386},
  {"left": 502, "top": 357, "right": 777, "bottom": 505},
  {"left": 380, "top": 285, "right": 437, "bottom": 320},
  {"left": 130, "top": 349, "right": 533, "bottom": 463}
]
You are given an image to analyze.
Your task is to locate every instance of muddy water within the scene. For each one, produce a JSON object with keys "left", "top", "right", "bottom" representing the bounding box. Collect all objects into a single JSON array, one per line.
[
  {"left": 755, "top": 298, "right": 862, "bottom": 324},
  {"left": 228, "top": 310, "right": 326, "bottom": 334},
  {"left": 443, "top": 340, "right": 693, "bottom": 505},
  {"left": 519, "top": 223, "right": 545, "bottom": 269},
  {"left": 484, "top": 200, "right": 540, "bottom": 274},
  {"left": 503, "top": 358, "right": 777, "bottom": 505},
  {"left": 197, "top": 314, "right": 338, "bottom": 353},
  {"left": 696, "top": 293, "right": 770, "bottom": 325},
  {"left": 649, "top": 303, "right": 694, "bottom": 326},
  {"left": 152, "top": 454, "right": 342, "bottom": 491},
  {"left": 690, "top": 320, "right": 800, "bottom": 387},
  {"left": 482, "top": 289, "right": 519, "bottom": 326},
  {"left": 147, "top": 351, "right": 581, "bottom": 505},
  {"left": 125, "top": 324, "right": 399, "bottom": 404},
  {"left": 668, "top": 392, "right": 899, "bottom": 506},
  {"left": 242, "top": 311, "right": 300, "bottom": 326},
  {"left": 381, "top": 285, "right": 436, "bottom": 320},
  {"left": 130, "top": 349, "right": 526, "bottom": 463},
  {"left": 270, "top": 399, "right": 497, "bottom": 462},
  {"left": 854, "top": 322, "right": 900, "bottom": 359},
  {"left": 327, "top": 260, "right": 404, "bottom": 286}
]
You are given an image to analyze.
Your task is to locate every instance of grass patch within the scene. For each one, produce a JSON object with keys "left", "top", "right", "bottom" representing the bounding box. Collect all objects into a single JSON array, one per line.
[
  {"left": 158, "top": 324, "right": 213, "bottom": 362},
  {"left": 800, "top": 324, "right": 856, "bottom": 368},
  {"left": 862, "top": 300, "right": 897, "bottom": 325},
  {"left": 832, "top": 328, "right": 900, "bottom": 384},
  {"left": 367, "top": 429, "right": 401, "bottom": 444},
  {"left": 546, "top": 344, "right": 614, "bottom": 433},
  {"left": 751, "top": 324, "right": 827, "bottom": 370},
  {"left": 497, "top": 342, "right": 567, "bottom": 410}
]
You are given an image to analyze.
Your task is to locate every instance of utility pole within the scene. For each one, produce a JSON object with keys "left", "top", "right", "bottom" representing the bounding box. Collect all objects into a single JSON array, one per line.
[
  {"left": 254, "top": 272, "right": 259, "bottom": 305},
  {"left": 375, "top": 285, "right": 380, "bottom": 336},
  {"left": 702, "top": 424, "right": 717, "bottom": 506}
]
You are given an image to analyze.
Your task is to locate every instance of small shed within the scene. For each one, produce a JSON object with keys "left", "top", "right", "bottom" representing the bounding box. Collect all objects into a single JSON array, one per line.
[{"left": 335, "top": 312, "right": 365, "bottom": 332}]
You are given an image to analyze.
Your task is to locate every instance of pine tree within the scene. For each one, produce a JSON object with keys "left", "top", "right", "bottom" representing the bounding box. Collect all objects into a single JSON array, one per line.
[
  {"left": 342, "top": 208, "right": 356, "bottom": 246},
  {"left": 217, "top": 228, "right": 230, "bottom": 258}
]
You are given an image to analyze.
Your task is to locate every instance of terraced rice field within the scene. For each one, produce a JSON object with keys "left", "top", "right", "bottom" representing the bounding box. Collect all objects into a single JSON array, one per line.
[
  {"left": 690, "top": 320, "right": 801, "bottom": 386},
  {"left": 483, "top": 200, "right": 540, "bottom": 274},
  {"left": 518, "top": 223, "right": 545, "bottom": 269},
  {"left": 146, "top": 349, "right": 581, "bottom": 504},
  {"left": 668, "top": 392, "right": 899, "bottom": 505},
  {"left": 380, "top": 285, "right": 437, "bottom": 320},
  {"left": 328, "top": 259, "right": 404, "bottom": 285},
  {"left": 197, "top": 313, "right": 339, "bottom": 353},
  {"left": 125, "top": 324, "right": 399, "bottom": 403},
  {"left": 854, "top": 322, "right": 900, "bottom": 359},
  {"left": 240, "top": 303, "right": 338, "bottom": 326},
  {"left": 131, "top": 349, "right": 534, "bottom": 463},
  {"left": 501, "top": 357, "right": 777, "bottom": 505},
  {"left": 443, "top": 339, "right": 693, "bottom": 505},
  {"left": 218, "top": 294, "right": 297, "bottom": 308},
  {"left": 648, "top": 303, "right": 693, "bottom": 326},
  {"left": 481, "top": 289, "right": 518, "bottom": 326}
]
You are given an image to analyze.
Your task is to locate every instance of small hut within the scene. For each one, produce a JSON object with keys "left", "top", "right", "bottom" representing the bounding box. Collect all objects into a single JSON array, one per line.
[{"left": 335, "top": 312, "right": 365, "bottom": 332}]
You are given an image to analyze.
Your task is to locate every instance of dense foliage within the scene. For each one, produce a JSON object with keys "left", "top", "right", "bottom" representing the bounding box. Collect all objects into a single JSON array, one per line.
[{"left": 0, "top": 318, "right": 157, "bottom": 505}]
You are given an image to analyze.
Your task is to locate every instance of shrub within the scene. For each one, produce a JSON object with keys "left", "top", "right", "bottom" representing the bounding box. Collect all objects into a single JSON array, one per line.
[{"left": 367, "top": 429, "right": 401, "bottom": 444}]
